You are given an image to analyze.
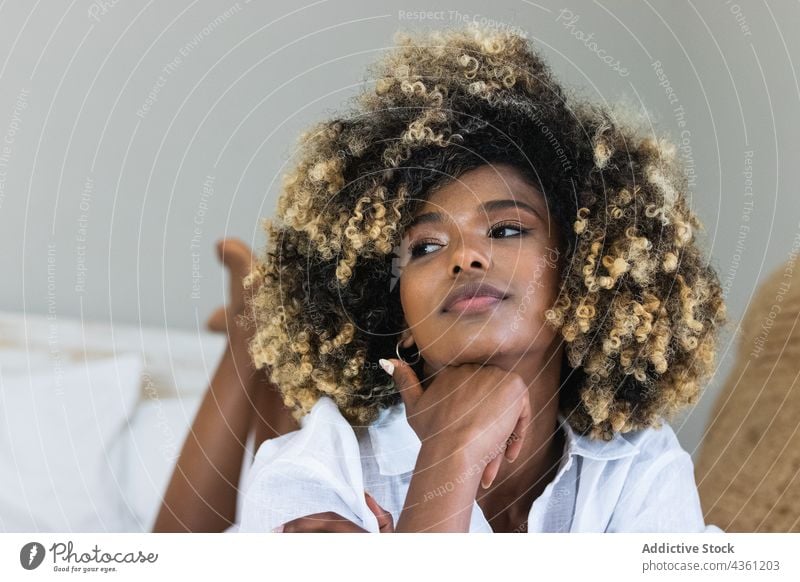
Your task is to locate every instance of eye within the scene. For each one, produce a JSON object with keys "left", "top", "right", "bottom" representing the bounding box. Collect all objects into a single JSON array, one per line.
[
  {"left": 409, "top": 239, "right": 443, "bottom": 258},
  {"left": 489, "top": 221, "right": 529, "bottom": 238}
]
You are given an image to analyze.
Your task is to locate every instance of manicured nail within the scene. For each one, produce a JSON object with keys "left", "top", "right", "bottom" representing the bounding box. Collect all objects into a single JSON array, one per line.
[{"left": 378, "top": 358, "right": 394, "bottom": 376}]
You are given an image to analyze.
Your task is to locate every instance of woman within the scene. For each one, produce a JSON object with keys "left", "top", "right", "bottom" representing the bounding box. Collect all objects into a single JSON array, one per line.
[{"left": 171, "top": 24, "right": 727, "bottom": 533}]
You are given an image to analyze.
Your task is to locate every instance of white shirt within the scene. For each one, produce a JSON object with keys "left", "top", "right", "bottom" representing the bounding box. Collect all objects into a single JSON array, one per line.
[{"left": 237, "top": 396, "right": 722, "bottom": 533}]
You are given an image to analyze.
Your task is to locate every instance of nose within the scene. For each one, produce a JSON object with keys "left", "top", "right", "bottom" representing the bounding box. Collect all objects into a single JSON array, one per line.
[{"left": 450, "top": 232, "right": 491, "bottom": 275}]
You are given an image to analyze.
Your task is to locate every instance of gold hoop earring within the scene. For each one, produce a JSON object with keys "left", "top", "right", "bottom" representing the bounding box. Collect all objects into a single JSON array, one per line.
[{"left": 395, "top": 338, "right": 421, "bottom": 365}]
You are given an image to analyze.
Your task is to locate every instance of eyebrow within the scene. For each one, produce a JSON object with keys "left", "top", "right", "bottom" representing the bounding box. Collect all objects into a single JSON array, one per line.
[{"left": 409, "top": 198, "right": 543, "bottom": 229}]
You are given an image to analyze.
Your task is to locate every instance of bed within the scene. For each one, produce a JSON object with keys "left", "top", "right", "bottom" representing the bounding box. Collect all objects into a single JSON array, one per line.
[{"left": 0, "top": 310, "right": 225, "bottom": 532}]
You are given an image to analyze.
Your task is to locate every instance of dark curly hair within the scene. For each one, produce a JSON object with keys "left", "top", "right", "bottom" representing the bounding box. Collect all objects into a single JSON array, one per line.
[{"left": 245, "top": 26, "right": 727, "bottom": 440}]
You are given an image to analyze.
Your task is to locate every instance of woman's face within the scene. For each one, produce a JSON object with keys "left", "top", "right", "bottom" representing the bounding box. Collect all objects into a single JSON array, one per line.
[{"left": 397, "top": 163, "right": 563, "bottom": 375}]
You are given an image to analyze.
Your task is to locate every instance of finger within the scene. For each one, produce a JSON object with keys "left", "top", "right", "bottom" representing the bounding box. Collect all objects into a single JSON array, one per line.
[
  {"left": 284, "top": 519, "right": 365, "bottom": 533},
  {"left": 379, "top": 357, "right": 423, "bottom": 410},
  {"left": 505, "top": 393, "right": 531, "bottom": 463},
  {"left": 481, "top": 452, "right": 503, "bottom": 490},
  {"left": 364, "top": 492, "right": 394, "bottom": 533},
  {"left": 282, "top": 512, "right": 367, "bottom": 533}
]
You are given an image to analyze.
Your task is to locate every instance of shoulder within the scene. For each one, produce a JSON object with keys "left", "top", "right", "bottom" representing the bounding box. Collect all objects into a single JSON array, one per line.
[
  {"left": 621, "top": 418, "right": 689, "bottom": 467},
  {"left": 253, "top": 396, "right": 356, "bottom": 460},
  {"left": 564, "top": 415, "right": 695, "bottom": 495},
  {"left": 245, "top": 395, "right": 368, "bottom": 488},
  {"left": 603, "top": 419, "right": 709, "bottom": 532}
]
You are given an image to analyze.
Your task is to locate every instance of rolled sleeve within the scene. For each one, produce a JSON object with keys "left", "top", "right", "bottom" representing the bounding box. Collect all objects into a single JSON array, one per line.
[
  {"left": 236, "top": 397, "right": 378, "bottom": 533},
  {"left": 238, "top": 458, "right": 363, "bottom": 532}
]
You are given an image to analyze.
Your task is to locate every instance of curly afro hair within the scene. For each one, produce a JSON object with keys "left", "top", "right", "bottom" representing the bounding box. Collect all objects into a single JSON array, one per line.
[{"left": 245, "top": 25, "right": 727, "bottom": 441}]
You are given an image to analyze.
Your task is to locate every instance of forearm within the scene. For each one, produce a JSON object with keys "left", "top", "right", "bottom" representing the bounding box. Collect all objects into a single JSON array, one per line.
[
  {"left": 395, "top": 441, "right": 481, "bottom": 533},
  {"left": 153, "top": 338, "right": 258, "bottom": 532}
]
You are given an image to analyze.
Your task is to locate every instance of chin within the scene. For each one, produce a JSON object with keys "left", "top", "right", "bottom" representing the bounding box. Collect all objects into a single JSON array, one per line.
[{"left": 426, "top": 333, "right": 517, "bottom": 367}]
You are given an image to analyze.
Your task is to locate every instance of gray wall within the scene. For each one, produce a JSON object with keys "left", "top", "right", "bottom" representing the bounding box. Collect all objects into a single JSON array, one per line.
[{"left": 1, "top": 0, "right": 798, "bottom": 456}]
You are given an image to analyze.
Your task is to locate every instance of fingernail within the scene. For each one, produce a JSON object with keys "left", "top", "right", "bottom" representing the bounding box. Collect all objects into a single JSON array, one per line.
[
  {"left": 271, "top": 524, "right": 284, "bottom": 533},
  {"left": 378, "top": 358, "right": 394, "bottom": 376}
]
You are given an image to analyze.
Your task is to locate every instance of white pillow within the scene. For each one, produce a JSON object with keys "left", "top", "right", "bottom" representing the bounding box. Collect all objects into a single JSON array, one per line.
[
  {"left": 114, "top": 393, "right": 202, "bottom": 531},
  {"left": 0, "top": 354, "right": 142, "bottom": 532}
]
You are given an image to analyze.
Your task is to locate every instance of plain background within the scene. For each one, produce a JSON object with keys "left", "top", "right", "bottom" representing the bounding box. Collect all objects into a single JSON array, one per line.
[{"left": 0, "top": 0, "right": 798, "bottom": 458}]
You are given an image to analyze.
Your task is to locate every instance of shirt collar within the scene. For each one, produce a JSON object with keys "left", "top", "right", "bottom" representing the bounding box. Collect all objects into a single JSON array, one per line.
[
  {"left": 367, "top": 403, "right": 422, "bottom": 476},
  {"left": 368, "top": 405, "right": 639, "bottom": 477},
  {"left": 556, "top": 412, "right": 639, "bottom": 461}
]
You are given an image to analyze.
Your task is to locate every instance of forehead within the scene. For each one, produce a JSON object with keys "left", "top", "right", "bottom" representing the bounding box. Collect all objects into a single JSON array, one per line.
[{"left": 413, "top": 163, "right": 546, "bottom": 218}]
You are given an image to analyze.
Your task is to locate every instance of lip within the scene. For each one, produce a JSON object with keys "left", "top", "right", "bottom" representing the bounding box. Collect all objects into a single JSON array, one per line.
[{"left": 441, "top": 281, "right": 510, "bottom": 314}]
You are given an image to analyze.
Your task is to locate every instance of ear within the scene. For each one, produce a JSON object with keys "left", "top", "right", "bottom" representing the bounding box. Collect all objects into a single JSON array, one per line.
[{"left": 398, "top": 328, "right": 416, "bottom": 349}]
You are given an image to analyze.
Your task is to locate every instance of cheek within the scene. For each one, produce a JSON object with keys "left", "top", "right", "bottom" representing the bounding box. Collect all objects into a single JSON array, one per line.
[
  {"left": 508, "top": 252, "right": 562, "bottom": 323},
  {"left": 399, "top": 267, "right": 435, "bottom": 323}
]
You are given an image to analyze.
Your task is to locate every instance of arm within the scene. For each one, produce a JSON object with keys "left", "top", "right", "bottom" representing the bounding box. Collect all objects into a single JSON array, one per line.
[
  {"left": 394, "top": 439, "right": 481, "bottom": 532},
  {"left": 153, "top": 239, "right": 296, "bottom": 532},
  {"left": 254, "top": 435, "right": 481, "bottom": 533},
  {"left": 281, "top": 493, "right": 395, "bottom": 533},
  {"left": 272, "top": 444, "right": 479, "bottom": 533}
]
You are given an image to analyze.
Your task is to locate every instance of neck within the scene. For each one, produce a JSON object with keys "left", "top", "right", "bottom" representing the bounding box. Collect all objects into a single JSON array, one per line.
[{"left": 476, "top": 404, "right": 564, "bottom": 532}]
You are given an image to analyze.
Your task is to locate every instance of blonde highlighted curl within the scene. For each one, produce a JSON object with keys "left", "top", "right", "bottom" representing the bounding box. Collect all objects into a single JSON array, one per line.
[{"left": 245, "top": 26, "right": 727, "bottom": 440}]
